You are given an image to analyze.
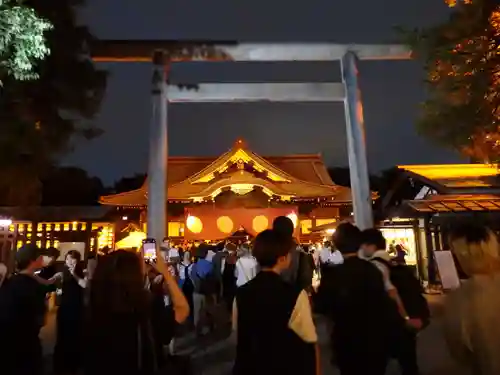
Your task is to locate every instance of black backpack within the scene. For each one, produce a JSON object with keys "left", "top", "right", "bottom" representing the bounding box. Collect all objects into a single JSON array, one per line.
[
  {"left": 194, "top": 266, "right": 218, "bottom": 296},
  {"left": 373, "top": 258, "right": 430, "bottom": 327},
  {"left": 296, "top": 251, "right": 315, "bottom": 291}
]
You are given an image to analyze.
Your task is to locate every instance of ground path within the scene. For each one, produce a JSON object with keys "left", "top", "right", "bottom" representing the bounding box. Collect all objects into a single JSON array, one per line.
[{"left": 40, "top": 295, "right": 469, "bottom": 375}]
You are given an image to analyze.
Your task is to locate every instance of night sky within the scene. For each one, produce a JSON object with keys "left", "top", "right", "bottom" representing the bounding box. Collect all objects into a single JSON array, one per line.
[{"left": 65, "top": 0, "right": 464, "bottom": 184}]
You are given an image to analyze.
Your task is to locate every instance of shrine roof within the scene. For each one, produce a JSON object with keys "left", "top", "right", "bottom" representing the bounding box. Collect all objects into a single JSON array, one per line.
[{"left": 100, "top": 141, "right": 351, "bottom": 206}]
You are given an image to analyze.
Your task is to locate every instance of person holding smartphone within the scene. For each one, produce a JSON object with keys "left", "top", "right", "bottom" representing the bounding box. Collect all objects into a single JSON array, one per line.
[{"left": 85, "top": 242, "right": 189, "bottom": 375}]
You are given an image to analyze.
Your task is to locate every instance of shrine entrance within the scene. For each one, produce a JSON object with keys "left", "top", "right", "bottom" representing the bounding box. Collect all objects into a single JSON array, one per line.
[{"left": 93, "top": 41, "right": 410, "bottom": 241}]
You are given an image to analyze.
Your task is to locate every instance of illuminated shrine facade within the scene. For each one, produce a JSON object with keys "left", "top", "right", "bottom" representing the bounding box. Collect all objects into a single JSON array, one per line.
[{"left": 100, "top": 140, "right": 353, "bottom": 241}]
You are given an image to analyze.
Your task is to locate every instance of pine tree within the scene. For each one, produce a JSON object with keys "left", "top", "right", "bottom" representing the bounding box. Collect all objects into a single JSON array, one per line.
[
  {"left": 0, "top": 0, "right": 52, "bottom": 82},
  {"left": 406, "top": 0, "right": 500, "bottom": 162}
]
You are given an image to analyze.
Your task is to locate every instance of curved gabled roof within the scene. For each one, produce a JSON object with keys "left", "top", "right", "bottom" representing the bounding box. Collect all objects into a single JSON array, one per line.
[{"left": 100, "top": 140, "right": 352, "bottom": 206}]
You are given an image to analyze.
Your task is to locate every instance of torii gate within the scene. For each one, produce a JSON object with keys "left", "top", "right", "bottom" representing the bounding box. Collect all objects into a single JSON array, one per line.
[{"left": 93, "top": 40, "right": 410, "bottom": 242}]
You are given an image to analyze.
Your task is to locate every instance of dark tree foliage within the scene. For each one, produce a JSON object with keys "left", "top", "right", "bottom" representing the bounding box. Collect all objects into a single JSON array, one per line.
[
  {"left": 0, "top": 0, "right": 107, "bottom": 206},
  {"left": 112, "top": 173, "right": 146, "bottom": 194},
  {"left": 404, "top": 0, "right": 500, "bottom": 162},
  {"left": 40, "top": 166, "right": 104, "bottom": 206}
]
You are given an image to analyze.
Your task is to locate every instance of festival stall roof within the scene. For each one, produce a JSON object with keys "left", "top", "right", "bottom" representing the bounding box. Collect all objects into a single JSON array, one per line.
[
  {"left": 398, "top": 164, "right": 500, "bottom": 214},
  {"left": 398, "top": 164, "right": 500, "bottom": 193},
  {"left": 100, "top": 140, "right": 352, "bottom": 207}
]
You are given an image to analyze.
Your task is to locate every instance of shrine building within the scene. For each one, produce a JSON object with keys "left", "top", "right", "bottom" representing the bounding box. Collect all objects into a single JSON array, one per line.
[{"left": 100, "top": 140, "right": 353, "bottom": 241}]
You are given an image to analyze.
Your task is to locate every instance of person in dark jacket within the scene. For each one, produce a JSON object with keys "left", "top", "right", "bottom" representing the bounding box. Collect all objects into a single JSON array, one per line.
[
  {"left": 315, "top": 223, "right": 403, "bottom": 375},
  {"left": 0, "top": 244, "right": 49, "bottom": 375},
  {"left": 53, "top": 250, "right": 86, "bottom": 375},
  {"left": 233, "top": 229, "right": 318, "bottom": 375},
  {"left": 360, "top": 229, "right": 429, "bottom": 375}
]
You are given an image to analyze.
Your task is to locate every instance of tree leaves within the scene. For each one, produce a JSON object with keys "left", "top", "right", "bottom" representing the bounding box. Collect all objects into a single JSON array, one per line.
[
  {"left": 404, "top": 0, "right": 500, "bottom": 162},
  {"left": 0, "top": 0, "right": 107, "bottom": 205}
]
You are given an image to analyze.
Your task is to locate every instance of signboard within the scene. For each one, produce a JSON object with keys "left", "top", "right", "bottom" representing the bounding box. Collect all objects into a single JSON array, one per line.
[{"left": 434, "top": 250, "right": 461, "bottom": 290}]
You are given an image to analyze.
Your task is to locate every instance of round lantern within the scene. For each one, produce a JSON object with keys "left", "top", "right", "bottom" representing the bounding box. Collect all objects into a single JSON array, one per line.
[
  {"left": 217, "top": 216, "right": 234, "bottom": 234},
  {"left": 252, "top": 215, "right": 269, "bottom": 233},
  {"left": 186, "top": 215, "right": 203, "bottom": 233}
]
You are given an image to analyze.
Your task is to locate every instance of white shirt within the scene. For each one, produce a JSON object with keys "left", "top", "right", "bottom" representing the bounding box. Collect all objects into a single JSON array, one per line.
[
  {"left": 319, "top": 247, "right": 343, "bottom": 265},
  {"left": 329, "top": 250, "right": 344, "bottom": 265},
  {"left": 319, "top": 247, "right": 332, "bottom": 264},
  {"left": 206, "top": 249, "right": 216, "bottom": 262},
  {"left": 178, "top": 262, "right": 192, "bottom": 280},
  {"left": 232, "top": 289, "right": 318, "bottom": 343},
  {"left": 235, "top": 256, "right": 258, "bottom": 287},
  {"left": 368, "top": 250, "right": 396, "bottom": 291}
]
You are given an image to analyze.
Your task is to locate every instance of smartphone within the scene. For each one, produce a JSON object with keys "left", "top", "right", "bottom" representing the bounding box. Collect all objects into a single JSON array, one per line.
[{"left": 142, "top": 238, "right": 156, "bottom": 259}]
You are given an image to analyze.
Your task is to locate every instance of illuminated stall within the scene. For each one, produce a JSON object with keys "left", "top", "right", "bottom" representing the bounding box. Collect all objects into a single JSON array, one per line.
[
  {"left": 0, "top": 207, "right": 116, "bottom": 262},
  {"left": 100, "top": 139, "right": 354, "bottom": 241},
  {"left": 385, "top": 164, "right": 500, "bottom": 281}
]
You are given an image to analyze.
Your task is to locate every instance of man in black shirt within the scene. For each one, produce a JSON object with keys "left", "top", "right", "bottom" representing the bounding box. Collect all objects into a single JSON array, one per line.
[
  {"left": 0, "top": 244, "right": 49, "bottom": 375},
  {"left": 315, "top": 223, "right": 403, "bottom": 375},
  {"left": 233, "top": 229, "right": 318, "bottom": 375}
]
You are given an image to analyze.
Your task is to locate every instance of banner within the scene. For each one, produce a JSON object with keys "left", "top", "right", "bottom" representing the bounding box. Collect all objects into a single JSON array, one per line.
[{"left": 184, "top": 206, "right": 298, "bottom": 240}]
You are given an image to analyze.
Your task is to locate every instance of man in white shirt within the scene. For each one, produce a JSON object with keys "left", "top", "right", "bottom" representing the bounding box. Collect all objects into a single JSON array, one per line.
[
  {"left": 235, "top": 245, "right": 258, "bottom": 287},
  {"left": 205, "top": 247, "right": 216, "bottom": 262},
  {"left": 319, "top": 241, "right": 344, "bottom": 267}
]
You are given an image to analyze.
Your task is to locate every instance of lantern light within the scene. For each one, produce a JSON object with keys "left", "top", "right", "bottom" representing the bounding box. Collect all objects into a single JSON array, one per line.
[
  {"left": 186, "top": 215, "right": 203, "bottom": 233},
  {"left": 287, "top": 212, "right": 298, "bottom": 228}
]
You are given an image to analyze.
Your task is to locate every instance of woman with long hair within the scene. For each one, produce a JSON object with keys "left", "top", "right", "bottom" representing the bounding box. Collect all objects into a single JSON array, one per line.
[
  {"left": 443, "top": 222, "right": 500, "bottom": 375},
  {"left": 53, "top": 250, "right": 86, "bottom": 374},
  {"left": 85, "top": 246, "right": 189, "bottom": 375}
]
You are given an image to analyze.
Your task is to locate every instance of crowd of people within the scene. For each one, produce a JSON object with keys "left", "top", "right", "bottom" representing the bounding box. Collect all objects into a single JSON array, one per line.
[{"left": 1, "top": 216, "right": 500, "bottom": 375}]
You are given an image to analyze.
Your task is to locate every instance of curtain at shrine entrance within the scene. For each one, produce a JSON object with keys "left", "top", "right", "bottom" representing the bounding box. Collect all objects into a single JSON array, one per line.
[{"left": 184, "top": 206, "right": 298, "bottom": 241}]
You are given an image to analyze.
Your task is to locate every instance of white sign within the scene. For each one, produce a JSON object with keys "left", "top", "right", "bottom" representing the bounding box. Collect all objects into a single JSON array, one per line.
[{"left": 434, "top": 250, "right": 461, "bottom": 290}]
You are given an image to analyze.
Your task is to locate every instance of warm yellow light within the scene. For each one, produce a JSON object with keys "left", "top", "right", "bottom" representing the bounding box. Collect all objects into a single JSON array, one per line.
[
  {"left": 186, "top": 215, "right": 203, "bottom": 233},
  {"left": 326, "top": 229, "right": 336, "bottom": 234},
  {"left": 287, "top": 212, "right": 298, "bottom": 228},
  {"left": 252, "top": 215, "right": 269, "bottom": 233},
  {"left": 217, "top": 216, "right": 234, "bottom": 234},
  {"left": 193, "top": 148, "right": 290, "bottom": 183},
  {"left": 398, "top": 164, "right": 499, "bottom": 180},
  {"left": 116, "top": 231, "right": 146, "bottom": 249}
]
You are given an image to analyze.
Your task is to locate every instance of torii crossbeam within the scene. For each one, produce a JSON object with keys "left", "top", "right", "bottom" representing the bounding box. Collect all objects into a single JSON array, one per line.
[{"left": 92, "top": 40, "right": 411, "bottom": 241}]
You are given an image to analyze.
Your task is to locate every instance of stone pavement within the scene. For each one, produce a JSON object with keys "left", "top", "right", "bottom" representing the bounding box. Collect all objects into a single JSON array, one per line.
[{"left": 40, "top": 295, "right": 470, "bottom": 375}]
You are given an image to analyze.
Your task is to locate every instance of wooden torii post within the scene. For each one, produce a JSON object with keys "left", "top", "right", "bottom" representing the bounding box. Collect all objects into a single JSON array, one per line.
[{"left": 91, "top": 40, "right": 411, "bottom": 241}]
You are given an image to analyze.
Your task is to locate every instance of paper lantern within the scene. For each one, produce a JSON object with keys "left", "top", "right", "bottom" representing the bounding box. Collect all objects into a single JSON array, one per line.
[
  {"left": 252, "top": 215, "right": 269, "bottom": 233},
  {"left": 186, "top": 215, "right": 203, "bottom": 233},
  {"left": 217, "top": 216, "right": 234, "bottom": 234}
]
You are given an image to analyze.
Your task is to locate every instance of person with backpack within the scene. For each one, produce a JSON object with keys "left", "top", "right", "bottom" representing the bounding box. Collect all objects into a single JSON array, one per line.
[
  {"left": 178, "top": 251, "right": 194, "bottom": 324},
  {"left": 273, "top": 216, "right": 314, "bottom": 293},
  {"left": 233, "top": 229, "right": 318, "bottom": 375},
  {"left": 190, "top": 244, "right": 216, "bottom": 336},
  {"left": 360, "top": 228, "right": 430, "bottom": 375}
]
